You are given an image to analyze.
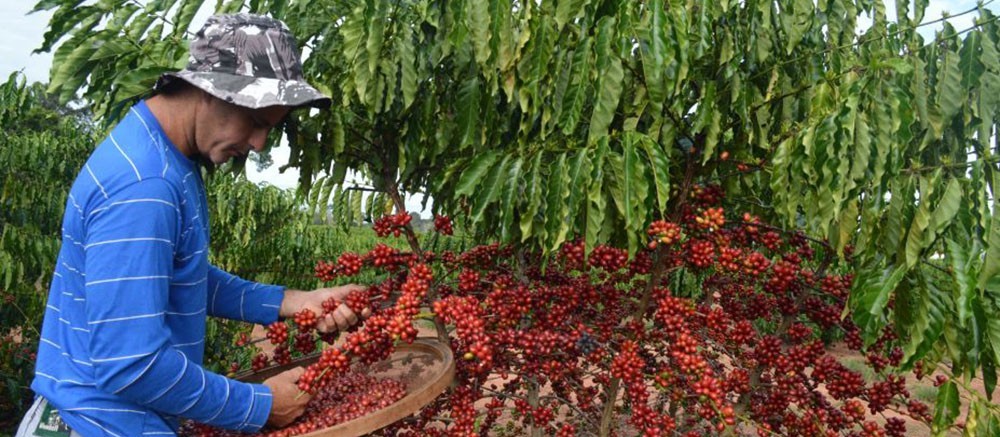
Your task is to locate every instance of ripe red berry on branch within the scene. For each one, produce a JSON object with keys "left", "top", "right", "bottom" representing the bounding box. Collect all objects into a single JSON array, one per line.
[
  {"left": 265, "top": 321, "right": 288, "bottom": 345},
  {"left": 434, "top": 214, "right": 454, "bottom": 235}
]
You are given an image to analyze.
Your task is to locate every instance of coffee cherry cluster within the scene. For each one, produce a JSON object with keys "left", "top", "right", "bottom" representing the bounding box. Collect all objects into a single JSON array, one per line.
[
  {"left": 434, "top": 214, "right": 454, "bottom": 235},
  {"left": 265, "top": 321, "right": 288, "bottom": 345},
  {"left": 647, "top": 220, "right": 682, "bottom": 248},
  {"left": 251, "top": 352, "right": 269, "bottom": 372},
  {"left": 373, "top": 212, "right": 412, "bottom": 237},
  {"left": 695, "top": 207, "right": 725, "bottom": 231},
  {"left": 293, "top": 309, "right": 318, "bottom": 332},
  {"left": 433, "top": 296, "right": 492, "bottom": 372},
  {"left": 588, "top": 245, "right": 628, "bottom": 271},
  {"left": 179, "top": 371, "right": 406, "bottom": 437}
]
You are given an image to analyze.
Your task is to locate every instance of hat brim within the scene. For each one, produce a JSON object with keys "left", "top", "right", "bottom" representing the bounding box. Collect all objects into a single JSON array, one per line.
[{"left": 158, "top": 71, "right": 331, "bottom": 110}]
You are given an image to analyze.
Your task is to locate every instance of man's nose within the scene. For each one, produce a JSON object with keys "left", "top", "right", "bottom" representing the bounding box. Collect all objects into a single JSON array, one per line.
[{"left": 249, "top": 128, "right": 269, "bottom": 152}]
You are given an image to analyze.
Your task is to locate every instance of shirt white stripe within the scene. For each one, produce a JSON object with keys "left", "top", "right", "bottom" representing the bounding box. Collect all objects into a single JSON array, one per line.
[
  {"left": 86, "top": 276, "right": 170, "bottom": 286},
  {"left": 91, "top": 352, "right": 155, "bottom": 363},
  {"left": 178, "top": 247, "right": 207, "bottom": 262},
  {"left": 88, "top": 312, "right": 164, "bottom": 325},
  {"left": 85, "top": 163, "right": 109, "bottom": 199},
  {"left": 148, "top": 350, "right": 187, "bottom": 404},
  {"left": 71, "top": 327, "right": 91, "bottom": 333},
  {"left": 40, "top": 338, "right": 61, "bottom": 349},
  {"left": 35, "top": 372, "right": 97, "bottom": 386},
  {"left": 170, "top": 278, "right": 207, "bottom": 287},
  {"left": 78, "top": 414, "right": 122, "bottom": 437},
  {"left": 47, "top": 305, "right": 61, "bottom": 312},
  {"left": 62, "top": 262, "right": 85, "bottom": 276},
  {"left": 176, "top": 365, "right": 206, "bottom": 416},
  {"left": 53, "top": 272, "right": 63, "bottom": 278},
  {"left": 64, "top": 407, "right": 146, "bottom": 414},
  {"left": 173, "top": 339, "right": 205, "bottom": 348},
  {"left": 85, "top": 237, "right": 173, "bottom": 250},
  {"left": 63, "top": 233, "right": 84, "bottom": 247},
  {"left": 90, "top": 198, "right": 179, "bottom": 217},
  {"left": 110, "top": 133, "right": 142, "bottom": 181},
  {"left": 206, "top": 379, "right": 231, "bottom": 422},
  {"left": 165, "top": 308, "right": 206, "bottom": 316},
  {"left": 240, "top": 383, "right": 257, "bottom": 428},
  {"left": 68, "top": 193, "right": 85, "bottom": 215},
  {"left": 262, "top": 304, "right": 280, "bottom": 309},
  {"left": 69, "top": 356, "right": 93, "bottom": 367},
  {"left": 113, "top": 350, "right": 161, "bottom": 395},
  {"left": 129, "top": 106, "right": 170, "bottom": 178}
]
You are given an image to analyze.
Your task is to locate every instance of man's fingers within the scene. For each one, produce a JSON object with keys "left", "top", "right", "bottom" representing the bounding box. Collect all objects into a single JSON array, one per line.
[
  {"left": 336, "top": 304, "right": 358, "bottom": 327},
  {"left": 330, "top": 283, "right": 367, "bottom": 299},
  {"left": 361, "top": 307, "right": 372, "bottom": 318},
  {"left": 316, "top": 313, "right": 336, "bottom": 333},
  {"left": 284, "top": 366, "right": 305, "bottom": 382},
  {"left": 331, "top": 309, "right": 350, "bottom": 331}
]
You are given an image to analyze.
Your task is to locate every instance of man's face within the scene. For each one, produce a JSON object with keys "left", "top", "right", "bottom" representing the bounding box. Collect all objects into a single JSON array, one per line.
[{"left": 195, "top": 97, "right": 290, "bottom": 164}]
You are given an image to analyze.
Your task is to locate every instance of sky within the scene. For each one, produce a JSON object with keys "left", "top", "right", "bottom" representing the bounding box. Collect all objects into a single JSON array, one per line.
[{"left": 0, "top": 0, "right": 994, "bottom": 212}]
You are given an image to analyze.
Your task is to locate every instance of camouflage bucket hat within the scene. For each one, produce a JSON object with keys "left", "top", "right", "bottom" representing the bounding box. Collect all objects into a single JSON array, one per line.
[{"left": 156, "top": 13, "right": 331, "bottom": 109}]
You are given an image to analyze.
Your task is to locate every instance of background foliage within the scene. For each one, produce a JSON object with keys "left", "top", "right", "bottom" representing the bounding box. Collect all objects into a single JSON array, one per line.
[{"left": 0, "top": 73, "right": 95, "bottom": 430}]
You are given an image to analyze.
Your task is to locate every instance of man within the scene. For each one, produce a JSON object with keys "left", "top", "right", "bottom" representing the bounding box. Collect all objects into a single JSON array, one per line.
[{"left": 17, "top": 13, "right": 364, "bottom": 436}]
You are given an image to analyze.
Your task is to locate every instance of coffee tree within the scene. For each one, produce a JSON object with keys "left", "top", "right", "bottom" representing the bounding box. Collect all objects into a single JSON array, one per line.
[
  {"left": 35, "top": 0, "right": 1000, "bottom": 434},
  {"left": 0, "top": 73, "right": 96, "bottom": 428}
]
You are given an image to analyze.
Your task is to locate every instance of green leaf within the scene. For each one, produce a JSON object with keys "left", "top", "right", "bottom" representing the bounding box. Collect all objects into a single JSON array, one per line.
[
  {"left": 904, "top": 186, "right": 932, "bottom": 268},
  {"left": 564, "top": 149, "right": 592, "bottom": 241},
  {"left": 932, "top": 381, "right": 960, "bottom": 434},
  {"left": 936, "top": 47, "right": 964, "bottom": 122},
  {"left": 351, "top": 188, "right": 363, "bottom": 225},
  {"left": 902, "top": 269, "right": 947, "bottom": 368},
  {"left": 519, "top": 152, "right": 544, "bottom": 242},
  {"left": 928, "top": 178, "right": 962, "bottom": 245},
  {"left": 366, "top": 0, "right": 387, "bottom": 75},
  {"left": 455, "top": 152, "right": 499, "bottom": 197},
  {"left": 947, "top": 239, "right": 975, "bottom": 329},
  {"left": 959, "top": 31, "right": 984, "bottom": 91},
  {"left": 471, "top": 154, "right": 510, "bottom": 224},
  {"left": 456, "top": 76, "right": 482, "bottom": 150},
  {"left": 979, "top": 178, "right": 1000, "bottom": 289},
  {"left": 638, "top": 133, "right": 671, "bottom": 216},
  {"left": 172, "top": 0, "right": 203, "bottom": 38},
  {"left": 555, "top": 0, "right": 588, "bottom": 31},
  {"left": 544, "top": 153, "right": 570, "bottom": 252},
  {"left": 585, "top": 138, "right": 609, "bottom": 250},
  {"left": 329, "top": 161, "right": 348, "bottom": 185},
  {"left": 397, "top": 24, "right": 418, "bottom": 110},
  {"left": 587, "top": 17, "right": 623, "bottom": 145},
  {"left": 782, "top": 0, "right": 814, "bottom": 54},
  {"left": 560, "top": 37, "right": 592, "bottom": 136},
  {"left": 467, "top": 0, "right": 491, "bottom": 67},
  {"left": 114, "top": 66, "right": 172, "bottom": 97},
  {"left": 499, "top": 156, "right": 524, "bottom": 242},
  {"left": 851, "top": 264, "right": 908, "bottom": 344}
]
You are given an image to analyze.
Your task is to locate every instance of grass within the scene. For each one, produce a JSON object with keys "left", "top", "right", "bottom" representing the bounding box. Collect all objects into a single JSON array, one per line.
[
  {"left": 841, "top": 357, "right": 878, "bottom": 383},
  {"left": 912, "top": 384, "right": 938, "bottom": 403}
]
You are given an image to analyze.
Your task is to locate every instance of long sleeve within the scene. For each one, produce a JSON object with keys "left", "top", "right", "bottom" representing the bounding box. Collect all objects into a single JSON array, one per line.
[
  {"left": 206, "top": 266, "right": 285, "bottom": 324},
  {"left": 84, "top": 178, "right": 272, "bottom": 432}
]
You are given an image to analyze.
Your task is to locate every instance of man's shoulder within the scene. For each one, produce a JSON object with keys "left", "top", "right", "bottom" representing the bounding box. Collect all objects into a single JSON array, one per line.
[{"left": 88, "top": 112, "right": 191, "bottom": 187}]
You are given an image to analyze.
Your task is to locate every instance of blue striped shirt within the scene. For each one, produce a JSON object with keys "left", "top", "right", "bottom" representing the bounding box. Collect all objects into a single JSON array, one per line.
[{"left": 31, "top": 101, "right": 285, "bottom": 436}]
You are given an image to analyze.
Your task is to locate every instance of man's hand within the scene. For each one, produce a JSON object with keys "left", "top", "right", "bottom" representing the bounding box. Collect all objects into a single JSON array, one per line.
[
  {"left": 279, "top": 285, "right": 371, "bottom": 333},
  {"left": 263, "top": 367, "right": 310, "bottom": 428}
]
